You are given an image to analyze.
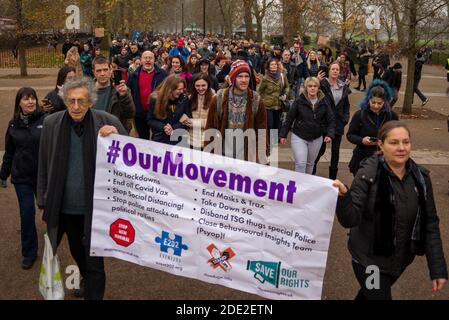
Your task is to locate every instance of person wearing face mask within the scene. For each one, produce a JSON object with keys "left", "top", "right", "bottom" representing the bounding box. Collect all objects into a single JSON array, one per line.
[
  {"left": 347, "top": 80, "right": 399, "bottom": 176},
  {"left": 0, "top": 87, "right": 46, "bottom": 270},
  {"left": 42, "top": 66, "right": 76, "bottom": 114},
  {"left": 147, "top": 75, "right": 191, "bottom": 145},
  {"left": 127, "top": 51, "right": 168, "bottom": 140},
  {"left": 334, "top": 121, "right": 447, "bottom": 300},
  {"left": 182, "top": 73, "right": 216, "bottom": 149}
]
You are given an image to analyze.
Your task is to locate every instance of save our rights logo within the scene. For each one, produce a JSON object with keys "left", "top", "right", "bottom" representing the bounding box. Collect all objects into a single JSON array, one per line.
[{"left": 246, "top": 261, "right": 310, "bottom": 289}]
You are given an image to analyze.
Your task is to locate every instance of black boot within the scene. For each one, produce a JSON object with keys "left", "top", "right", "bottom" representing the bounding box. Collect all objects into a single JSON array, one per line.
[{"left": 329, "top": 167, "right": 338, "bottom": 180}]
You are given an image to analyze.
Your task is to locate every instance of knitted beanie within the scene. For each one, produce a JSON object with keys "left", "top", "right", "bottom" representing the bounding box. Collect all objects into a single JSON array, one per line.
[{"left": 229, "top": 60, "right": 251, "bottom": 86}]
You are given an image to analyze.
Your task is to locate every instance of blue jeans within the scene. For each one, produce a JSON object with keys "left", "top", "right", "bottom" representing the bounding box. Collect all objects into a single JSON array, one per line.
[{"left": 14, "top": 184, "right": 38, "bottom": 262}]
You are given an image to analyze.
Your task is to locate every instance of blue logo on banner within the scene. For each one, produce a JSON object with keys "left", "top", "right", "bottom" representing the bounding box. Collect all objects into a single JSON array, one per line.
[{"left": 155, "top": 231, "right": 188, "bottom": 256}]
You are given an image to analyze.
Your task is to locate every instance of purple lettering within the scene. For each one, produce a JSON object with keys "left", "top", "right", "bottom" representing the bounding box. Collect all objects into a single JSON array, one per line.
[
  {"left": 213, "top": 170, "right": 227, "bottom": 187},
  {"left": 253, "top": 179, "right": 267, "bottom": 197},
  {"left": 229, "top": 173, "right": 251, "bottom": 194},
  {"left": 286, "top": 180, "right": 297, "bottom": 204},
  {"left": 139, "top": 152, "right": 151, "bottom": 170},
  {"left": 162, "top": 151, "right": 184, "bottom": 178},
  {"left": 185, "top": 163, "right": 199, "bottom": 180},
  {"left": 153, "top": 155, "right": 162, "bottom": 173},
  {"left": 199, "top": 166, "right": 214, "bottom": 184},
  {"left": 123, "top": 143, "right": 137, "bottom": 166},
  {"left": 268, "top": 182, "right": 284, "bottom": 202}
]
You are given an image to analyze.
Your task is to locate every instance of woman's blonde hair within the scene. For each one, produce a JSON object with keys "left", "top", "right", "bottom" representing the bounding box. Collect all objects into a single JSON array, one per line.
[
  {"left": 304, "top": 77, "right": 320, "bottom": 88},
  {"left": 65, "top": 46, "right": 82, "bottom": 76}
]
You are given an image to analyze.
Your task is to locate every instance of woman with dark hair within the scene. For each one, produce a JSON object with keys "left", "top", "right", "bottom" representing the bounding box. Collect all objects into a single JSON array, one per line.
[
  {"left": 182, "top": 73, "right": 216, "bottom": 149},
  {"left": 338, "top": 52, "right": 352, "bottom": 85},
  {"left": 324, "top": 47, "right": 333, "bottom": 65},
  {"left": 314, "top": 61, "right": 351, "bottom": 179},
  {"left": 42, "top": 66, "right": 76, "bottom": 113},
  {"left": 167, "top": 56, "right": 191, "bottom": 86},
  {"left": 347, "top": 80, "right": 399, "bottom": 176},
  {"left": 186, "top": 53, "right": 200, "bottom": 75},
  {"left": 0, "top": 87, "right": 46, "bottom": 270},
  {"left": 334, "top": 121, "right": 447, "bottom": 300},
  {"left": 147, "top": 74, "right": 191, "bottom": 145}
]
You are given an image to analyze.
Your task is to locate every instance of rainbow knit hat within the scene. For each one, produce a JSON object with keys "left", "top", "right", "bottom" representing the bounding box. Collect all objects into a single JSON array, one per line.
[{"left": 229, "top": 60, "right": 251, "bottom": 86}]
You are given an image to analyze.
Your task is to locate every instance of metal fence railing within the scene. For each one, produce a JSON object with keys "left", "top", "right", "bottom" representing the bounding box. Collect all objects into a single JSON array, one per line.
[{"left": 0, "top": 47, "right": 65, "bottom": 68}]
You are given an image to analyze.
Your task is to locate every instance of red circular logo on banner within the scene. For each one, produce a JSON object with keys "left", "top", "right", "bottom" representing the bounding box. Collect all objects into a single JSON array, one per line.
[{"left": 109, "top": 219, "right": 135, "bottom": 247}]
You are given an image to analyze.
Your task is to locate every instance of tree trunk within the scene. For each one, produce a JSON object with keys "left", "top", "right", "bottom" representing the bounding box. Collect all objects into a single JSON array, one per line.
[
  {"left": 243, "top": 0, "right": 255, "bottom": 40},
  {"left": 18, "top": 41, "right": 27, "bottom": 77},
  {"left": 341, "top": 0, "right": 348, "bottom": 45},
  {"left": 391, "top": 0, "right": 406, "bottom": 48},
  {"left": 217, "top": 0, "right": 232, "bottom": 38},
  {"left": 15, "top": 0, "right": 27, "bottom": 76},
  {"left": 96, "top": 0, "right": 111, "bottom": 51},
  {"left": 282, "top": 0, "right": 300, "bottom": 46},
  {"left": 255, "top": 16, "right": 263, "bottom": 42},
  {"left": 402, "top": 0, "right": 418, "bottom": 115}
]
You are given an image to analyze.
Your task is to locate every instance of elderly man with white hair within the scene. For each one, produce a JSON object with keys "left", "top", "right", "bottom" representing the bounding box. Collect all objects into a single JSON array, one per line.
[{"left": 37, "top": 77, "right": 127, "bottom": 299}]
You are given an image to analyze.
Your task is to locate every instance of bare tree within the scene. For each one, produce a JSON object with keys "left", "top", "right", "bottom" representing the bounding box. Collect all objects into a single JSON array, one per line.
[
  {"left": 252, "top": 0, "right": 275, "bottom": 42},
  {"left": 327, "top": 0, "right": 365, "bottom": 44},
  {"left": 243, "top": 0, "right": 255, "bottom": 40},
  {"left": 398, "top": 0, "right": 449, "bottom": 114},
  {"left": 281, "top": 0, "right": 301, "bottom": 45}
]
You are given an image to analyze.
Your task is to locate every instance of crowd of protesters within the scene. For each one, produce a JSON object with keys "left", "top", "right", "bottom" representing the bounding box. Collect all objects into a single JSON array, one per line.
[{"left": 0, "top": 32, "right": 448, "bottom": 301}]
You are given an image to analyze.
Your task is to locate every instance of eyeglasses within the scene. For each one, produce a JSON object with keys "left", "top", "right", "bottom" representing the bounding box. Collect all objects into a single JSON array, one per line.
[{"left": 67, "top": 98, "right": 89, "bottom": 106}]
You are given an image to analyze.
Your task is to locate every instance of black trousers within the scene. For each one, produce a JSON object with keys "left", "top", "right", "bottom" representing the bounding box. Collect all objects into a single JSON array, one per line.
[
  {"left": 134, "top": 116, "right": 151, "bottom": 140},
  {"left": 352, "top": 261, "right": 400, "bottom": 300},
  {"left": 313, "top": 134, "right": 343, "bottom": 179},
  {"left": 57, "top": 214, "right": 105, "bottom": 300},
  {"left": 357, "top": 75, "right": 367, "bottom": 90}
]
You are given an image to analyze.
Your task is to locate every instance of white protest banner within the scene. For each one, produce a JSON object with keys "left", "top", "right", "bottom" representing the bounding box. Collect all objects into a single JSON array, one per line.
[{"left": 91, "top": 135, "right": 338, "bottom": 300}]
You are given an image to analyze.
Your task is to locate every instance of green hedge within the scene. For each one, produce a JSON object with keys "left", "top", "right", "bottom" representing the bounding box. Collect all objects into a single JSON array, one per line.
[{"left": 431, "top": 50, "right": 449, "bottom": 66}]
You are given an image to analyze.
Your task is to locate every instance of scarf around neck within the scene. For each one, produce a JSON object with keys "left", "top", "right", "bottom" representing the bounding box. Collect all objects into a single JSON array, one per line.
[
  {"left": 373, "top": 157, "right": 427, "bottom": 256},
  {"left": 44, "top": 109, "right": 97, "bottom": 252}
]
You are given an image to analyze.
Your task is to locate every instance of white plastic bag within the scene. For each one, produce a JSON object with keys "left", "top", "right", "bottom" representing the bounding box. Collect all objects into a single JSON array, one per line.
[{"left": 39, "top": 233, "right": 65, "bottom": 300}]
